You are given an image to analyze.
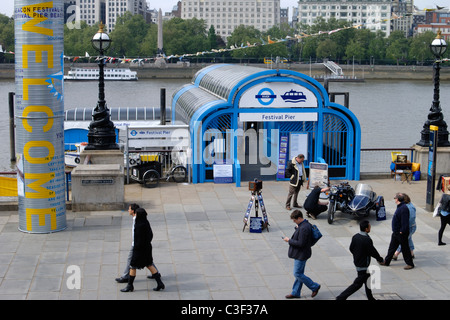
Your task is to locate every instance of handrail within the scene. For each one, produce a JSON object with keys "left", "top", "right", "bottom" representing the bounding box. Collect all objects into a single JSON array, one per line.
[
  {"left": 360, "top": 147, "right": 416, "bottom": 175},
  {"left": 324, "top": 60, "right": 343, "bottom": 76},
  {"left": 361, "top": 148, "right": 414, "bottom": 151}
]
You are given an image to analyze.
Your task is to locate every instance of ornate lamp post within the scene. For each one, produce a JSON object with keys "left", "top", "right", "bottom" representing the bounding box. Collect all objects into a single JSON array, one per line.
[
  {"left": 85, "top": 22, "right": 119, "bottom": 150},
  {"left": 417, "top": 30, "right": 450, "bottom": 147}
]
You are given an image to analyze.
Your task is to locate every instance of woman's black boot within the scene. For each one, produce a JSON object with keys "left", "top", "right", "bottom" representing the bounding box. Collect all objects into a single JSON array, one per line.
[
  {"left": 153, "top": 273, "right": 165, "bottom": 291},
  {"left": 121, "top": 275, "right": 135, "bottom": 292}
]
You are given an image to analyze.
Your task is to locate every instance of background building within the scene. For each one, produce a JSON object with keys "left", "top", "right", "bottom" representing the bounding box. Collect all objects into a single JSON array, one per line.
[
  {"left": 106, "top": 0, "right": 150, "bottom": 31},
  {"left": 391, "top": 0, "right": 414, "bottom": 37},
  {"left": 64, "top": 0, "right": 448, "bottom": 40},
  {"left": 280, "top": 7, "right": 289, "bottom": 25},
  {"left": 414, "top": 9, "right": 450, "bottom": 40},
  {"left": 291, "top": 5, "right": 299, "bottom": 27},
  {"left": 180, "top": 0, "right": 281, "bottom": 40},
  {"left": 65, "top": 0, "right": 106, "bottom": 27},
  {"left": 296, "top": 0, "right": 393, "bottom": 36},
  {"left": 64, "top": 0, "right": 151, "bottom": 31}
]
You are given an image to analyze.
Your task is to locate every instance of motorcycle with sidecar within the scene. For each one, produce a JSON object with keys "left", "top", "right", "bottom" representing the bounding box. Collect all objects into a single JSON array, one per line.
[{"left": 327, "top": 182, "right": 384, "bottom": 224}]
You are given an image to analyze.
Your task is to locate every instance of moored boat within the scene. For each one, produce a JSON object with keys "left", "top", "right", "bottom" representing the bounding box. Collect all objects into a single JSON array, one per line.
[{"left": 64, "top": 67, "right": 138, "bottom": 81}]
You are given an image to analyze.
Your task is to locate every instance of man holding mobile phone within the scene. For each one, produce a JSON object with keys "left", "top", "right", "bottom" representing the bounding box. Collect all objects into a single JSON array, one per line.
[{"left": 282, "top": 210, "right": 320, "bottom": 299}]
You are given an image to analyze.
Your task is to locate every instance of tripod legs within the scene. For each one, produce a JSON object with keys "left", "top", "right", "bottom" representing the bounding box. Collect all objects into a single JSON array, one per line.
[{"left": 242, "top": 191, "right": 269, "bottom": 232}]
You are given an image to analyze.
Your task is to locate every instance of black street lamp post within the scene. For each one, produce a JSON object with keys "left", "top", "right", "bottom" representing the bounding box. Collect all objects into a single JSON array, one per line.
[
  {"left": 417, "top": 30, "right": 450, "bottom": 147},
  {"left": 85, "top": 22, "right": 119, "bottom": 150}
]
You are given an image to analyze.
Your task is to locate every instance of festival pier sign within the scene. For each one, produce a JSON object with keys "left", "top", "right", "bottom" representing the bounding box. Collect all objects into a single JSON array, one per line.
[{"left": 14, "top": 0, "right": 66, "bottom": 233}]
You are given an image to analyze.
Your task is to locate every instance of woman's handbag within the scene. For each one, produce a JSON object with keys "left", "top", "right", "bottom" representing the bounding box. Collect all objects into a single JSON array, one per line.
[{"left": 433, "top": 203, "right": 441, "bottom": 218}]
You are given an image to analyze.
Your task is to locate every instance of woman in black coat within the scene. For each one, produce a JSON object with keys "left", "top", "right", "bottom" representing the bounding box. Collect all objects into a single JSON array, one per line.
[
  {"left": 121, "top": 208, "right": 165, "bottom": 292},
  {"left": 438, "top": 192, "right": 450, "bottom": 245}
]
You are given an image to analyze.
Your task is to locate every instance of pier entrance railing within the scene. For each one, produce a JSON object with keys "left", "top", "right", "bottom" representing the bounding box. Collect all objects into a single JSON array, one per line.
[
  {"left": 0, "top": 147, "right": 418, "bottom": 203},
  {"left": 360, "top": 148, "right": 415, "bottom": 176}
]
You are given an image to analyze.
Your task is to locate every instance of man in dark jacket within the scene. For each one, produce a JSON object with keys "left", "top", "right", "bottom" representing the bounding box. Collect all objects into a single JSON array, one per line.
[
  {"left": 285, "top": 154, "right": 308, "bottom": 210},
  {"left": 384, "top": 193, "right": 414, "bottom": 270},
  {"left": 283, "top": 210, "right": 321, "bottom": 299},
  {"left": 336, "top": 220, "right": 384, "bottom": 300},
  {"left": 304, "top": 185, "right": 330, "bottom": 219}
]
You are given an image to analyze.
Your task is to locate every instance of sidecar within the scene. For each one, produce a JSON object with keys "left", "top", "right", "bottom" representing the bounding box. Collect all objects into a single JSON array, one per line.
[{"left": 346, "top": 183, "right": 384, "bottom": 217}]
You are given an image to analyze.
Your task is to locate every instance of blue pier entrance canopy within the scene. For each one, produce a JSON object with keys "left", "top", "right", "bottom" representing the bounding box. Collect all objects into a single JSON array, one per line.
[{"left": 172, "top": 64, "right": 361, "bottom": 186}]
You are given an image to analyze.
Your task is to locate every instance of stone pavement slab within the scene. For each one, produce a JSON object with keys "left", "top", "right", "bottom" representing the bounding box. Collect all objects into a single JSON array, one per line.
[{"left": 0, "top": 178, "right": 449, "bottom": 301}]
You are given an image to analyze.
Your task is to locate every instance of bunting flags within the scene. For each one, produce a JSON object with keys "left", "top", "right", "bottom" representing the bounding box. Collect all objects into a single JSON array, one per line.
[
  {"left": 0, "top": 44, "right": 15, "bottom": 55},
  {"left": 424, "top": 5, "right": 447, "bottom": 12},
  {"left": 4, "top": 9, "right": 448, "bottom": 63}
]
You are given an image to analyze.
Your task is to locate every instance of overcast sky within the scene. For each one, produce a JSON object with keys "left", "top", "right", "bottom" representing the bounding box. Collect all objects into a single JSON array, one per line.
[{"left": 0, "top": 0, "right": 447, "bottom": 19}]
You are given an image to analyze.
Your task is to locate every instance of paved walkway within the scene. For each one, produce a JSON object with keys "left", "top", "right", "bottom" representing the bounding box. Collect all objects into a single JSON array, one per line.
[{"left": 0, "top": 178, "right": 449, "bottom": 300}]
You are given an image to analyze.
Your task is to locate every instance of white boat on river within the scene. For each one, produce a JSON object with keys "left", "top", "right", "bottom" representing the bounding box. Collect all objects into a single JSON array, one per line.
[{"left": 64, "top": 67, "right": 138, "bottom": 81}]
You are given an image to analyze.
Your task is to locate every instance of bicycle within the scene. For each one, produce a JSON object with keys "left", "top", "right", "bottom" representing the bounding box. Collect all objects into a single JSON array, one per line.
[
  {"left": 130, "top": 152, "right": 187, "bottom": 188},
  {"left": 141, "top": 163, "right": 187, "bottom": 188}
]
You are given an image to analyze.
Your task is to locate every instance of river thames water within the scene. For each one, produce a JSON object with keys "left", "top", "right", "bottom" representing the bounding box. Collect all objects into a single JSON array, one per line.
[{"left": 1, "top": 76, "right": 449, "bottom": 172}]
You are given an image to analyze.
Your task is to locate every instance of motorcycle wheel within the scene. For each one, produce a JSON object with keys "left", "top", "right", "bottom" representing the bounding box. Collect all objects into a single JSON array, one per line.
[{"left": 328, "top": 200, "right": 336, "bottom": 224}]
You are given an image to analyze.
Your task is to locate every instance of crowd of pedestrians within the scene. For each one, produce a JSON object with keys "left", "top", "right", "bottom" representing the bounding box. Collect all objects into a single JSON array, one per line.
[
  {"left": 113, "top": 179, "right": 449, "bottom": 299},
  {"left": 282, "top": 160, "right": 449, "bottom": 299}
]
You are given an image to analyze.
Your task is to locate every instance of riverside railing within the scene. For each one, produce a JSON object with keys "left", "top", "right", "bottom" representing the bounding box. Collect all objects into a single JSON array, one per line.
[
  {"left": 360, "top": 148, "right": 415, "bottom": 176},
  {"left": 0, "top": 148, "right": 417, "bottom": 203}
]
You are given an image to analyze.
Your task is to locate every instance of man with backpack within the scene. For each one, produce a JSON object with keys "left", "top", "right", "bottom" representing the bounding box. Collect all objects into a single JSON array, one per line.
[{"left": 283, "top": 209, "right": 321, "bottom": 299}]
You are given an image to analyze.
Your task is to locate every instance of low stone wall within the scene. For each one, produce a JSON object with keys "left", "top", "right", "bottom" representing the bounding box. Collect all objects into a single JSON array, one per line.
[{"left": 1, "top": 63, "right": 448, "bottom": 81}]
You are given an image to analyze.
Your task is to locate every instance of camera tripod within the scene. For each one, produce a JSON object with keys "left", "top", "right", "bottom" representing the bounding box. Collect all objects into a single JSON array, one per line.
[{"left": 243, "top": 189, "right": 269, "bottom": 232}]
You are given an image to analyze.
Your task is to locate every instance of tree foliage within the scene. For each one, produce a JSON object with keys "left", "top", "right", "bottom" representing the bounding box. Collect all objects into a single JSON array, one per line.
[
  {"left": 0, "top": 12, "right": 448, "bottom": 65},
  {"left": 109, "top": 12, "right": 151, "bottom": 57},
  {"left": 0, "top": 14, "right": 14, "bottom": 62},
  {"left": 409, "top": 31, "right": 436, "bottom": 63},
  {"left": 64, "top": 21, "right": 99, "bottom": 57}
]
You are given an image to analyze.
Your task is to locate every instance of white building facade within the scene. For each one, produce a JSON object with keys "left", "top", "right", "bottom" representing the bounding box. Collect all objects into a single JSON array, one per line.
[
  {"left": 68, "top": 0, "right": 105, "bottom": 26},
  {"left": 181, "top": 0, "right": 281, "bottom": 39},
  {"left": 106, "top": 0, "right": 149, "bottom": 32},
  {"left": 64, "top": 0, "right": 149, "bottom": 32},
  {"left": 296, "top": 0, "right": 392, "bottom": 36}
]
